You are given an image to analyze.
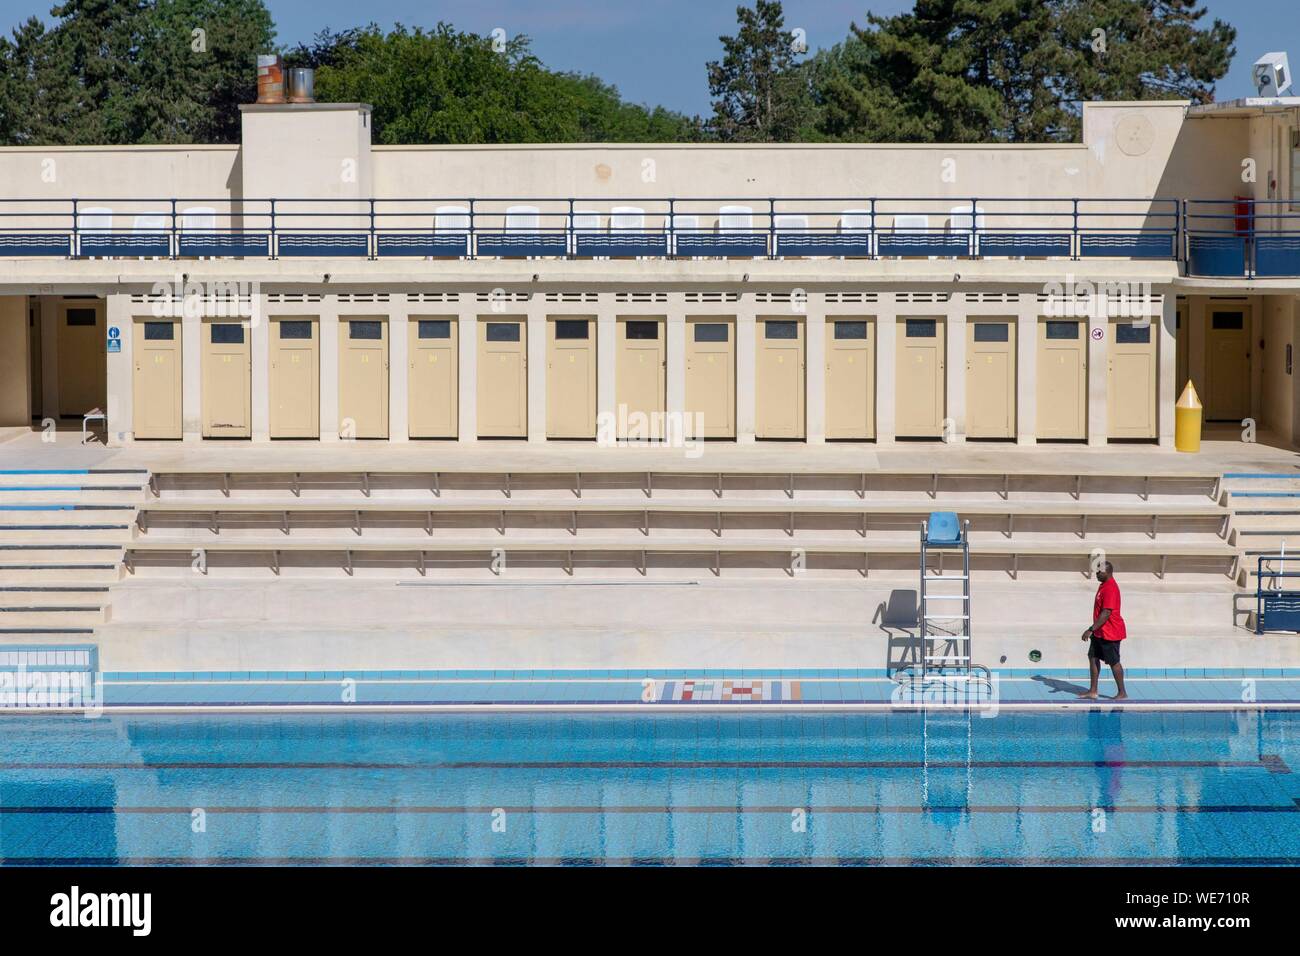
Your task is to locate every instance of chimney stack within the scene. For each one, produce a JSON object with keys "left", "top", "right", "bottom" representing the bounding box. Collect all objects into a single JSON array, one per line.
[
  {"left": 287, "top": 68, "right": 316, "bottom": 104},
  {"left": 256, "top": 54, "right": 285, "bottom": 104}
]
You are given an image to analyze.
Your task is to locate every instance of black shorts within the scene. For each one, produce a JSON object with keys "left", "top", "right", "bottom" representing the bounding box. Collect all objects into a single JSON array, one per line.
[{"left": 1088, "top": 635, "right": 1121, "bottom": 666}]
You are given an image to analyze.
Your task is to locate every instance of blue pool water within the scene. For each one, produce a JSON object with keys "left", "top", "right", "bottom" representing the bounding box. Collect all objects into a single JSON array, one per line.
[{"left": 1, "top": 710, "right": 1298, "bottom": 865}]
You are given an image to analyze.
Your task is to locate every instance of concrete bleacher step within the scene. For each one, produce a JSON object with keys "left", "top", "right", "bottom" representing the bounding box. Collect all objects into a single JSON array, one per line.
[
  {"left": 125, "top": 466, "right": 1235, "bottom": 581},
  {"left": 132, "top": 501, "right": 1229, "bottom": 534},
  {"left": 0, "top": 488, "right": 146, "bottom": 505},
  {"left": 122, "top": 538, "right": 1236, "bottom": 579},
  {"left": 0, "top": 469, "right": 143, "bottom": 636},
  {"left": 0, "top": 542, "right": 124, "bottom": 585},
  {"left": 0, "top": 605, "right": 107, "bottom": 626},
  {"left": 0, "top": 584, "right": 111, "bottom": 597},
  {"left": 0, "top": 543, "right": 125, "bottom": 562},
  {"left": 0, "top": 470, "right": 148, "bottom": 486},
  {"left": 1233, "top": 527, "right": 1300, "bottom": 544},
  {"left": 0, "top": 504, "right": 137, "bottom": 518},
  {"left": 130, "top": 528, "right": 1226, "bottom": 549},
  {"left": 0, "top": 565, "right": 121, "bottom": 585},
  {"left": 0, "top": 523, "right": 132, "bottom": 542},
  {"left": 148, "top": 469, "right": 1220, "bottom": 502}
]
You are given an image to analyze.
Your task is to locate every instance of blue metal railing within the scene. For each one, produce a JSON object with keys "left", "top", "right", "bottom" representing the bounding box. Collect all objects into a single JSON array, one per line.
[
  {"left": 12, "top": 194, "right": 1300, "bottom": 274},
  {"left": 1185, "top": 199, "right": 1300, "bottom": 278},
  {"left": 1255, "top": 554, "right": 1300, "bottom": 634}
]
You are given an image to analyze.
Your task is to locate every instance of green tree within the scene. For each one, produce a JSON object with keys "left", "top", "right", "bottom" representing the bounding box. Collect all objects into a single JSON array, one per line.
[
  {"left": 134, "top": 0, "right": 275, "bottom": 143},
  {"left": 282, "top": 26, "right": 365, "bottom": 70},
  {"left": 1056, "top": 0, "right": 1235, "bottom": 108},
  {"left": 42, "top": 0, "right": 148, "bottom": 143},
  {"left": 311, "top": 23, "right": 703, "bottom": 144},
  {"left": 706, "top": 0, "right": 813, "bottom": 142},
  {"left": 811, "top": 0, "right": 1235, "bottom": 143},
  {"left": 0, "top": 18, "right": 58, "bottom": 144},
  {"left": 0, "top": 0, "right": 273, "bottom": 145}
]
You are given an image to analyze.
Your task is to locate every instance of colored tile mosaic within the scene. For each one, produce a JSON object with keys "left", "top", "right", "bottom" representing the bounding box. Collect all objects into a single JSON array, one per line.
[{"left": 657, "top": 679, "right": 802, "bottom": 703}]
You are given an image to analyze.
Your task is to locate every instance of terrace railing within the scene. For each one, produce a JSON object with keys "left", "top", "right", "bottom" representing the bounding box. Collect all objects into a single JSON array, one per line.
[
  {"left": 18, "top": 194, "right": 1300, "bottom": 274},
  {"left": 1185, "top": 199, "right": 1300, "bottom": 278}
]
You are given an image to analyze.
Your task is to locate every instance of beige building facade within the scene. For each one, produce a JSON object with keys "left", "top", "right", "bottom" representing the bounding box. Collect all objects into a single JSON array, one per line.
[{"left": 3, "top": 98, "right": 1300, "bottom": 449}]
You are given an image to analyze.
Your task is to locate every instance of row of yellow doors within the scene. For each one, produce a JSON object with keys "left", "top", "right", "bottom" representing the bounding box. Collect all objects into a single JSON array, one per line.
[
  {"left": 127, "top": 314, "right": 1158, "bottom": 442},
  {"left": 894, "top": 316, "right": 1157, "bottom": 441},
  {"left": 130, "top": 316, "right": 580, "bottom": 440}
]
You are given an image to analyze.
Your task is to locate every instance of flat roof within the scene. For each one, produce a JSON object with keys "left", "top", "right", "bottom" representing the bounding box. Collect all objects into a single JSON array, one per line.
[{"left": 1188, "top": 96, "right": 1300, "bottom": 117}]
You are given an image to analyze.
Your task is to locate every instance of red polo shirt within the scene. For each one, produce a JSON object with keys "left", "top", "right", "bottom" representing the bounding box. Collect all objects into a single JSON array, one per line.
[{"left": 1094, "top": 577, "right": 1126, "bottom": 641}]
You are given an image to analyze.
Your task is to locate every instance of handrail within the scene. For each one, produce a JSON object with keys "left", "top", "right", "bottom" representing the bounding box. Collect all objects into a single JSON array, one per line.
[
  {"left": 0, "top": 193, "right": 1275, "bottom": 270},
  {"left": 1254, "top": 552, "right": 1300, "bottom": 634},
  {"left": 1185, "top": 199, "right": 1300, "bottom": 277}
]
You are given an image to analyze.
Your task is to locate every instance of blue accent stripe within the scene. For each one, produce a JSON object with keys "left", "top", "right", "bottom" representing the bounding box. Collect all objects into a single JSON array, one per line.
[
  {"left": 0, "top": 470, "right": 91, "bottom": 476},
  {"left": 0, "top": 469, "right": 146, "bottom": 476},
  {"left": 0, "top": 504, "right": 134, "bottom": 511},
  {"left": 0, "top": 486, "right": 128, "bottom": 492}
]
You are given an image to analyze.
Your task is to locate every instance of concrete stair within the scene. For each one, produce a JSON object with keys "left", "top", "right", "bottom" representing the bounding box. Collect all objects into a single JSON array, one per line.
[
  {"left": 84, "top": 465, "right": 1255, "bottom": 673},
  {"left": 1222, "top": 471, "right": 1300, "bottom": 586},
  {"left": 0, "top": 469, "right": 146, "bottom": 636},
  {"left": 127, "top": 468, "right": 1235, "bottom": 580}
]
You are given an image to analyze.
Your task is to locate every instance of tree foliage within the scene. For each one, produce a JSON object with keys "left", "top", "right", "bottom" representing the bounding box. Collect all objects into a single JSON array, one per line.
[
  {"left": 808, "top": 0, "right": 1236, "bottom": 143},
  {"left": 301, "top": 23, "right": 703, "bottom": 144},
  {"left": 0, "top": 0, "right": 1240, "bottom": 147},
  {"left": 706, "top": 0, "right": 814, "bottom": 142},
  {"left": 0, "top": 0, "right": 274, "bottom": 145}
]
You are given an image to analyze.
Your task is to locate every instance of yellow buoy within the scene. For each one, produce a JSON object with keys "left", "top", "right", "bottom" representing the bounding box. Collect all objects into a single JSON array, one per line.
[{"left": 1174, "top": 381, "right": 1202, "bottom": 453}]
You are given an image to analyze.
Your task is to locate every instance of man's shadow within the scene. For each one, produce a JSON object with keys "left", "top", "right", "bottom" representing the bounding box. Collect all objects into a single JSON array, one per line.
[{"left": 1032, "top": 674, "right": 1091, "bottom": 695}]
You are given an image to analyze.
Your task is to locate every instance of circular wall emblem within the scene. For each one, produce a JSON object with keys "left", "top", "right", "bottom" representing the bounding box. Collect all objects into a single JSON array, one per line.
[
  {"left": 1090, "top": 326, "right": 1105, "bottom": 340},
  {"left": 1114, "top": 114, "right": 1155, "bottom": 156}
]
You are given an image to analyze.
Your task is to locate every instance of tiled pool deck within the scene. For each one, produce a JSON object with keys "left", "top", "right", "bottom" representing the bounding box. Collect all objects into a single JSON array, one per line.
[{"left": 50, "top": 667, "right": 1300, "bottom": 708}]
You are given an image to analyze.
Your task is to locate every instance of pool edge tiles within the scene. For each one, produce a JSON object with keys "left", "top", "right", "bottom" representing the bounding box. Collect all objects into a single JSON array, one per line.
[{"left": 3, "top": 669, "right": 1300, "bottom": 710}]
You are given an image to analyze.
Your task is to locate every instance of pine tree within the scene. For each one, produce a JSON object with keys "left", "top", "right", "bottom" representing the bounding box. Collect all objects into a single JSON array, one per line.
[
  {"left": 706, "top": 0, "right": 813, "bottom": 142},
  {"left": 810, "top": 0, "right": 1236, "bottom": 143},
  {"left": 0, "top": 0, "right": 274, "bottom": 145}
]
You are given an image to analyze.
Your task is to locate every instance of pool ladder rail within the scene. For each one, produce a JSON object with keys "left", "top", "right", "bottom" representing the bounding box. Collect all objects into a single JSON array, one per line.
[{"left": 917, "top": 513, "right": 987, "bottom": 687}]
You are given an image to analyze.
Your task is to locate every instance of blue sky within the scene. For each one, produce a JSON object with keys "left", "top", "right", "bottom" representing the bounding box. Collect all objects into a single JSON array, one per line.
[{"left": 12, "top": 1, "right": 1300, "bottom": 116}]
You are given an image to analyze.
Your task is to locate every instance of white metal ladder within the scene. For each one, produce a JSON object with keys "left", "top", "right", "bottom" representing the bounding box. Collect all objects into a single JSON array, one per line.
[{"left": 919, "top": 517, "right": 973, "bottom": 681}]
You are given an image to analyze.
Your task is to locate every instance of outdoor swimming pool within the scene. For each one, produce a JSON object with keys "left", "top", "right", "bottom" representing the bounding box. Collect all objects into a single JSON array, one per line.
[{"left": 1, "top": 710, "right": 1298, "bottom": 865}]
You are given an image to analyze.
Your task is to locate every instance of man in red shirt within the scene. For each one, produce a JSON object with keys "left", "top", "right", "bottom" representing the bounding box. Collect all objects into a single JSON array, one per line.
[{"left": 1078, "top": 561, "right": 1127, "bottom": 700}]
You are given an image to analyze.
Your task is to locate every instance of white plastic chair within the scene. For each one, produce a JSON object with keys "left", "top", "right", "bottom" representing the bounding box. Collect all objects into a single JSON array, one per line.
[
  {"left": 610, "top": 206, "right": 648, "bottom": 259},
  {"left": 718, "top": 205, "right": 754, "bottom": 231},
  {"left": 132, "top": 213, "right": 168, "bottom": 260},
  {"left": 504, "top": 205, "right": 540, "bottom": 231},
  {"left": 839, "top": 209, "right": 873, "bottom": 259},
  {"left": 947, "top": 203, "right": 986, "bottom": 257},
  {"left": 671, "top": 213, "right": 701, "bottom": 259},
  {"left": 434, "top": 205, "right": 470, "bottom": 259},
  {"left": 773, "top": 213, "right": 809, "bottom": 259},
  {"left": 504, "top": 204, "right": 542, "bottom": 259},
  {"left": 718, "top": 205, "right": 758, "bottom": 259},
  {"left": 888, "top": 213, "right": 934, "bottom": 260},
  {"left": 570, "top": 209, "right": 601, "bottom": 257},
  {"left": 76, "top": 206, "right": 112, "bottom": 259},
  {"left": 610, "top": 206, "right": 646, "bottom": 231},
  {"left": 180, "top": 206, "right": 218, "bottom": 260}
]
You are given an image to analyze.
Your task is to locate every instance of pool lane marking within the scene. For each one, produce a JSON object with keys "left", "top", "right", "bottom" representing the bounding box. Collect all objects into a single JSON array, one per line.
[
  {"left": 0, "top": 758, "right": 1285, "bottom": 771},
  {"left": 2, "top": 803, "right": 1298, "bottom": 815},
  {"left": 6, "top": 855, "right": 1300, "bottom": 866}
]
